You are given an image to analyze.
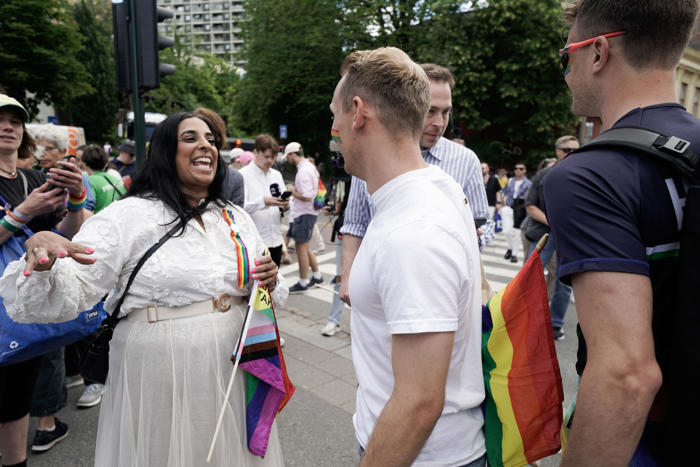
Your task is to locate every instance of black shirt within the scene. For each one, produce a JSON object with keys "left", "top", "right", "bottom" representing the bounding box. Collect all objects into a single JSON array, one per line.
[{"left": 0, "top": 168, "right": 63, "bottom": 235}]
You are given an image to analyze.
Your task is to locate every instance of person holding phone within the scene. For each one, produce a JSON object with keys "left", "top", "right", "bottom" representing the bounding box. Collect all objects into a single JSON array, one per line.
[{"left": 240, "top": 134, "right": 289, "bottom": 266}]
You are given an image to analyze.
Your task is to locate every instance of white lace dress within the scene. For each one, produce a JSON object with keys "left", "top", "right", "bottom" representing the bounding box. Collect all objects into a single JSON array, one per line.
[{"left": 0, "top": 196, "right": 288, "bottom": 467}]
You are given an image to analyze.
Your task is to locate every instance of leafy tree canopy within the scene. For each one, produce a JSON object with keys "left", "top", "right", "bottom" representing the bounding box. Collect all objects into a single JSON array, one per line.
[{"left": 0, "top": 0, "right": 91, "bottom": 117}]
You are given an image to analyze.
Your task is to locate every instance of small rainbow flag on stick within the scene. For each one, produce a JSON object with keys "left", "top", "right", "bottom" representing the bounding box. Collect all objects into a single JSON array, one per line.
[
  {"left": 313, "top": 179, "right": 327, "bottom": 210},
  {"left": 481, "top": 234, "right": 563, "bottom": 467},
  {"left": 222, "top": 209, "right": 250, "bottom": 289},
  {"left": 207, "top": 282, "right": 295, "bottom": 462}
]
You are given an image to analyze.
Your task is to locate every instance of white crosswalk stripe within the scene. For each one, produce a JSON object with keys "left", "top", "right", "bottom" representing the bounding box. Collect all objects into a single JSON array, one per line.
[{"left": 281, "top": 233, "right": 522, "bottom": 306}]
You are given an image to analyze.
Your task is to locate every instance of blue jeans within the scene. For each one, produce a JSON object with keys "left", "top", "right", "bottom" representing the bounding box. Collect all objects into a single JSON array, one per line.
[
  {"left": 327, "top": 240, "right": 345, "bottom": 325},
  {"left": 527, "top": 234, "right": 572, "bottom": 329},
  {"left": 30, "top": 348, "right": 67, "bottom": 417}
]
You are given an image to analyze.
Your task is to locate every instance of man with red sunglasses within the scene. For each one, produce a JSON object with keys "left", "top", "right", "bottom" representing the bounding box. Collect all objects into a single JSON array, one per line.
[{"left": 543, "top": 1, "right": 699, "bottom": 466}]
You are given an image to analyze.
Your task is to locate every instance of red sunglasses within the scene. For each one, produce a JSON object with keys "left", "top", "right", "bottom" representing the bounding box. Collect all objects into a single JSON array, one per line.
[{"left": 559, "top": 31, "right": 624, "bottom": 72}]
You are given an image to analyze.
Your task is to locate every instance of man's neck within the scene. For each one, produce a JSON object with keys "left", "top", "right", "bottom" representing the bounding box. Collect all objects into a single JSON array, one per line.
[
  {"left": 515, "top": 175, "right": 524, "bottom": 181},
  {"left": 364, "top": 139, "right": 427, "bottom": 195},
  {"left": 598, "top": 68, "right": 677, "bottom": 131},
  {"left": 255, "top": 162, "right": 268, "bottom": 174}
]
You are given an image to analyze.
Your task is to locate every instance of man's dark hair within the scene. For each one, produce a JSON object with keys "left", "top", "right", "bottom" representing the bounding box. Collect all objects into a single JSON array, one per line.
[
  {"left": 81, "top": 144, "right": 108, "bottom": 172},
  {"left": 563, "top": 0, "right": 699, "bottom": 69},
  {"left": 126, "top": 112, "right": 227, "bottom": 233},
  {"left": 255, "top": 134, "right": 279, "bottom": 153},
  {"left": 420, "top": 63, "right": 455, "bottom": 89}
]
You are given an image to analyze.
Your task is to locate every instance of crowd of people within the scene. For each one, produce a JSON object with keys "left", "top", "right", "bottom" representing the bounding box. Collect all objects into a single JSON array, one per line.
[{"left": 1, "top": 0, "right": 699, "bottom": 466}]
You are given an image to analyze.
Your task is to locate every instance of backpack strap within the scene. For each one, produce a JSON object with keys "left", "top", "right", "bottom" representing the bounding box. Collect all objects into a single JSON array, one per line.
[{"left": 571, "top": 126, "right": 699, "bottom": 178}]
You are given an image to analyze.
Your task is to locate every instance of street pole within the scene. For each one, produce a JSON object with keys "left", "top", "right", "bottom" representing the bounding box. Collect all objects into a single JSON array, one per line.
[{"left": 127, "top": 0, "right": 146, "bottom": 167}]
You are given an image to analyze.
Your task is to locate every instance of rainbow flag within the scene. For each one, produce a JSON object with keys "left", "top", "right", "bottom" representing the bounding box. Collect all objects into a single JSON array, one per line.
[
  {"left": 232, "top": 284, "right": 295, "bottom": 457},
  {"left": 313, "top": 179, "right": 327, "bottom": 210},
  {"left": 482, "top": 247, "right": 563, "bottom": 467}
]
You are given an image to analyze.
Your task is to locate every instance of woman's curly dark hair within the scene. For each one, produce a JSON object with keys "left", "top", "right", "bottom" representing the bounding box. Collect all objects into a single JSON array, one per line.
[{"left": 125, "top": 112, "right": 227, "bottom": 234}]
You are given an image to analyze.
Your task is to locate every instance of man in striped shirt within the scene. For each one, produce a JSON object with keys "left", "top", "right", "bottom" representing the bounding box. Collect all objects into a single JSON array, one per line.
[{"left": 338, "top": 63, "right": 491, "bottom": 305}]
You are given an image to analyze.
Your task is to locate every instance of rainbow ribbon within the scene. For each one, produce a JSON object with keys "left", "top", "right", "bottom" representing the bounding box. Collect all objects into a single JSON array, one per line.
[{"left": 223, "top": 208, "right": 250, "bottom": 289}]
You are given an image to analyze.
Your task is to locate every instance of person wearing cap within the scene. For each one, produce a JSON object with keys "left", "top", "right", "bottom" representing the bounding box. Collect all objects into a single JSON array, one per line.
[
  {"left": 284, "top": 142, "right": 323, "bottom": 293},
  {"left": 110, "top": 139, "right": 138, "bottom": 188},
  {"left": 0, "top": 94, "right": 91, "bottom": 465}
]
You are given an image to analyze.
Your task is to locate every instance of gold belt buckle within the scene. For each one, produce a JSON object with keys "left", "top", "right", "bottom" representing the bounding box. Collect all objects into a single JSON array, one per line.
[{"left": 212, "top": 294, "right": 232, "bottom": 312}]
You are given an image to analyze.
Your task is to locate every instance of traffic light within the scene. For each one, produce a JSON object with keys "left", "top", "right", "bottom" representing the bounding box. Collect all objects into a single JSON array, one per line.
[
  {"left": 112, "top": 1, "right": 131, "bottom": 92},
  {"left": 135, "top": 0, "right": 175, "bottom": 91},
  {"left": 111, "top": 0, "right": 175, "bottom": 92}
]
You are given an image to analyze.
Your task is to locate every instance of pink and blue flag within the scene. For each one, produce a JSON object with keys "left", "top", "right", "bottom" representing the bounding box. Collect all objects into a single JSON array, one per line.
[{"left": 232, "top": 284, "right": 295, "bottom": 457}]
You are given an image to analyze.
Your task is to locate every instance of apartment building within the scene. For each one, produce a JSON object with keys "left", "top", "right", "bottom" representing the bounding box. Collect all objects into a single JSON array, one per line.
[{"left": 158, "top": 0, "right": 245, "bottom": 63}]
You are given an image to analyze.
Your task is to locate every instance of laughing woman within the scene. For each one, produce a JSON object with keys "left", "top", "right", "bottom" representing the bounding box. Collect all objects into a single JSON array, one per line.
[{"left": 0, "top": 113, "right": 288, "bottom": 466}]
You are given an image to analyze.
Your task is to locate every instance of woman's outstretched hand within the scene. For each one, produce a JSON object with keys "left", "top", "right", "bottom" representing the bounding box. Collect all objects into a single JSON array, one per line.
[{"left": 24, "top": 231, "right": 96, "bottom": 276}]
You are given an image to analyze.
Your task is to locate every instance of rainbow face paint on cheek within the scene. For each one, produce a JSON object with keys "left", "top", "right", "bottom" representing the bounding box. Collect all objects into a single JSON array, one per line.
[{"left": 331, "top": 128, "right": 342, "bottom": 144}]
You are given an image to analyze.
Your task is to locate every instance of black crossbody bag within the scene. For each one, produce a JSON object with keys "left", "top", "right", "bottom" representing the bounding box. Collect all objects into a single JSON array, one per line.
[{"left": 79, "top": 219, "right": 186, "bottom": 383}]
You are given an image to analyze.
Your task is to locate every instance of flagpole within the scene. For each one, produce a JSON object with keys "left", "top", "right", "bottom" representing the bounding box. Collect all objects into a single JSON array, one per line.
[{"left": 206, "top": 281, "right": 259, "bottom": 463}]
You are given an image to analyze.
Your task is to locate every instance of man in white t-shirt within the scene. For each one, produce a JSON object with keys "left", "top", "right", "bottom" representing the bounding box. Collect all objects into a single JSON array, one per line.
[
  {"left": 284, "top": 142, "right": 323, "bottom": 292},
  {"left": 239, "top": 134, "right": 289, "bottom": 266},
  {"left": 330, "top": 47, "right": 485, "bottom": 466}
]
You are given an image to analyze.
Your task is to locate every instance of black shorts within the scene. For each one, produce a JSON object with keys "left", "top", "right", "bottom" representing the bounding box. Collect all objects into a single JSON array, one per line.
[{"left": 0, "top": 356, "right": 42, "bottom": 422}]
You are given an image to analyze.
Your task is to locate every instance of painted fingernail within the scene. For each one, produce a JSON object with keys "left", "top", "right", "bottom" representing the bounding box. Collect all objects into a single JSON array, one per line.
[
  {"left": 39, "top": 257, "right": 48, "bottom": 264},
  {"left": 85, "top": 247, "right": 95, "bottom": 254},
  {"left": 252, "top": 274, "right": 259, "bottom": 279},
  {"left": 24, "top": 270, "right": 31, "bottom": 276},
  {"left": 92, "top": 258, "right": 98, "bottom": 263},
  {"left": 58, "top": 250, "right": 67, "bottom": 257}
]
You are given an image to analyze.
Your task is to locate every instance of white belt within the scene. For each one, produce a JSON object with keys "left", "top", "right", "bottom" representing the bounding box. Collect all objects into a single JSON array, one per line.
[{"left": 128, "top": 294, "right": 244, "bottom": 323}]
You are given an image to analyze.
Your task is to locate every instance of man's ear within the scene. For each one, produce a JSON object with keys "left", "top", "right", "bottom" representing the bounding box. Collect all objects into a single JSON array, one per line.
[
  {"left": 591, "top": 36, "right": 610, "bottom": 74},
  {"left": 352, "top": 96, "right": 366, "bottom": 130}
]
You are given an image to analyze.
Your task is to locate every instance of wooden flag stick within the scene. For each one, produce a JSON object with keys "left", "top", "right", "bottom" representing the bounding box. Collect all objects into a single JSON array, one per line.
[
  {"left": 206, "top": 282, "right": 259, "bottom": 463},
  {"left": 535, "top": 233, "right": 550, "bottom": 252},
  {"left": 314, "top": 283, "right": 340, "bottom": 296}
]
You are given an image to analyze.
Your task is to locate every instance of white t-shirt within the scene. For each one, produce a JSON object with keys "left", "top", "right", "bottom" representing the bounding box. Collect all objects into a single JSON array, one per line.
[
  {"left": 239, "top": 163, "right": 285, "bottom": 247},
  {"left": 349, "top": 165, "right": 485, "bottom": 466}
]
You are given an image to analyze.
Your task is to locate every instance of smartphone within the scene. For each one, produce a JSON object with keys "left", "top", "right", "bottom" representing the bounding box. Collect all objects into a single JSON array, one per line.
[
  {"left": 474, "top": 218, "right": 487, "bottom": 229},
  {"left": 281, "top": 191, "right": 292, "bottom": 200}
]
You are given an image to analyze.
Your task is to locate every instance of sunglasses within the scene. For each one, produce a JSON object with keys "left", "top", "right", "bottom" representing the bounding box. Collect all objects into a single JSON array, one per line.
[
  {"left": 557, "top": 147, "right": 577, "bottom": 154},
  {"left": 558, "top": 31, "right": 624, "bottom": 72},
  {"left": 515, "top": 167, "right": 526, "bottom": 171}
]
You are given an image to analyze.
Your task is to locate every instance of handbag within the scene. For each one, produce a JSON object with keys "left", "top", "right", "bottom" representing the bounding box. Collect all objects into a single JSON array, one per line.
[
  {"left": 0, "top": 193, "right": 108, "bottom": 367},
  {"left": 79, "top": 219, "right": 186, "bottom": 383}
]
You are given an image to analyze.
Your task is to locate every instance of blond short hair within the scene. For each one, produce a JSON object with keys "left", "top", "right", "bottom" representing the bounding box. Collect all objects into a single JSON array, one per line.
[
  {"left": 555, "top": 135, "right": 578, "bottom": 149},
  {"left": 339, "top": 47, "right": 430, "bottom": 139}
]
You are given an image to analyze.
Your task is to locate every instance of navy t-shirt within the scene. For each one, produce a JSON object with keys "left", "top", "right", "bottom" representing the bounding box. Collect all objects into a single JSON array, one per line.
[{"left": 543, "top": 104, "right": 700, "bottom": 440}]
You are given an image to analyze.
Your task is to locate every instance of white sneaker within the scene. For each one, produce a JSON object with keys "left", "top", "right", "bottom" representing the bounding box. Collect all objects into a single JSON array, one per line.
[
  {"left": 321, "top": 322, "right": 341, "bottom": 336},
  {"left": 76, "top": 383, "right": 105, "bottom": 408},
  {"left": 65, "top": 375, "right": 84, "bottom": 389}
]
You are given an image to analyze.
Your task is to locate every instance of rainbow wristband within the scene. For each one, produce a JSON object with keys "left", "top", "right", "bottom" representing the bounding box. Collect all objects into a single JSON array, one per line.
[
  {"left": 0, "top": 216, "right": 19, "bottom": 233},
  {"left": 67, "top": 187, "right": 87, "bottom": 211}
]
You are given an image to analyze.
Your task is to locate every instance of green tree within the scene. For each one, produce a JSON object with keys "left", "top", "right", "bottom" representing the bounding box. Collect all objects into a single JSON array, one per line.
[
  {"left": 69, "top": 0, "right": 119, "bottom": 143},
  {"left": 236, "top": 0, "right": 343, "bottom": 153},
  {"left": 144, "top": 40, "right": 241, "bottom": 136},
  {"left": 0, "top": 0, "right": 91, "bottom": 117},
  {"left": 419, "top": 0, "right": 577, "bottom": 167}
]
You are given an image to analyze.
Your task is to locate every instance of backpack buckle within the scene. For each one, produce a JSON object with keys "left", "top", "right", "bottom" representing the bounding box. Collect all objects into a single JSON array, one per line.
[{"left": 660, "top": 136, "right": 691, "bottom": 155}]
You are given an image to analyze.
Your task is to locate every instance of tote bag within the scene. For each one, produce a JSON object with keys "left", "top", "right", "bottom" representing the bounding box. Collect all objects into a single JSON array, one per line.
[{"left": 0, "top": 222, "right": 106, "bottom": 367}]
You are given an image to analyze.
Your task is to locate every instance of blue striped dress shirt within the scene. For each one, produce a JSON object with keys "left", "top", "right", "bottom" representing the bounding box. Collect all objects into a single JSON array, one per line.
[{"left": 340, "top": 137, "right": 494, "bottom": 246}]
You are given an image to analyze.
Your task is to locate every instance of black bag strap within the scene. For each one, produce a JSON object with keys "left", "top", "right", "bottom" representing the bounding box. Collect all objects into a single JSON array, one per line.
[
  {"left": 99, "top": 173, "right": 126, "bottom": 198},
  {"left": 100, "top": 218, "right": 188, "bottom": 329},
  {"left": 571, "top": 126, "right": 699, "bottom": 178}
]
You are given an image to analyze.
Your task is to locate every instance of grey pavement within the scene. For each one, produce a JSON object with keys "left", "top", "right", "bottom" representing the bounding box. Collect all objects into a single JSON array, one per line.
[{"left": 22, "top": 216, "right": 580, "bottom": 466}]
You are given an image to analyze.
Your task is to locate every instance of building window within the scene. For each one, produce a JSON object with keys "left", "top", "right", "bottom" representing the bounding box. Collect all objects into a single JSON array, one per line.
[
  {"left": 694, "top": 88, "right": 700, "bottom": 116},
  {"left": 680, "top": 82, "right": 688, "bottom": 105}
]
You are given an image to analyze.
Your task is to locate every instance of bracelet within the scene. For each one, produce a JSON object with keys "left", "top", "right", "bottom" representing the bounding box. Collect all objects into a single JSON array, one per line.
[
  {"left": 10, "top": 208, "right": 31, "bottom": 223},
  {"left": 67, "top": 187, "right": 87, "bottom": 211},
  {"left": 0, "top": 216, "right": 20, "bottom": 233}
]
